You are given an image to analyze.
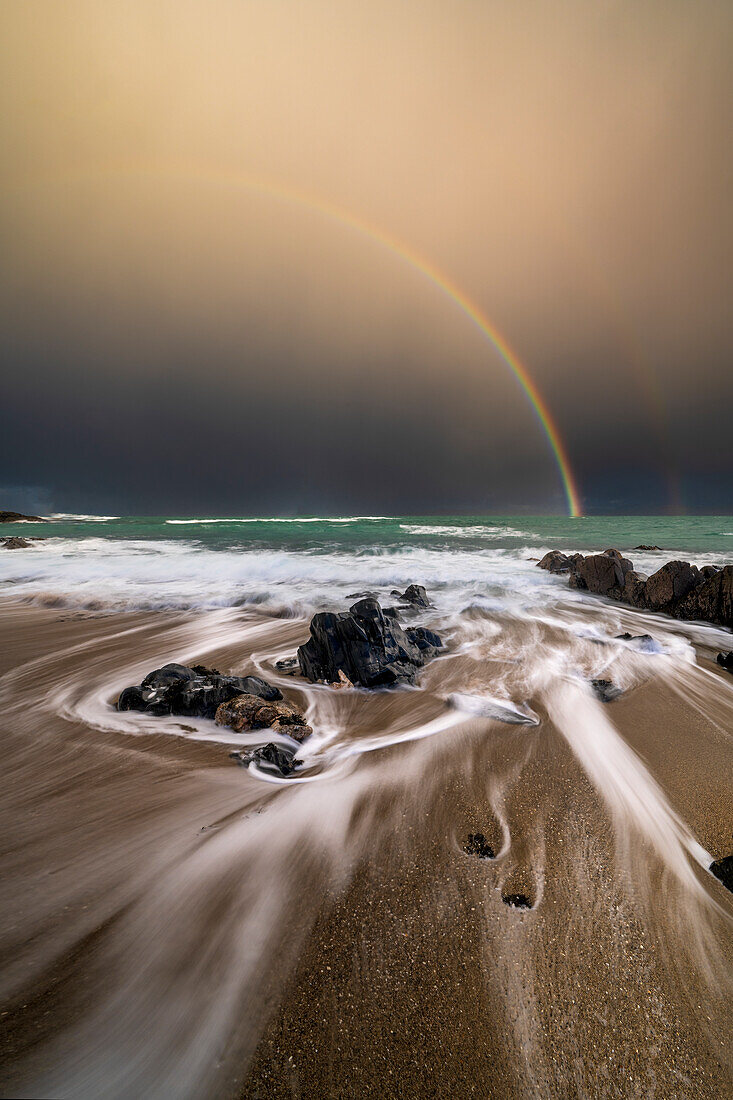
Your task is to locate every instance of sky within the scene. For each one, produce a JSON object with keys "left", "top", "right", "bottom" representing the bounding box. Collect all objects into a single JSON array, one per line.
[{"left": 1, "top": 0, "right": 732, "bottom": 516}]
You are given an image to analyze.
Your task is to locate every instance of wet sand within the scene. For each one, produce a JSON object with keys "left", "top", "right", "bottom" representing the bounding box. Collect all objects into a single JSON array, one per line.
[{"left": 0, "top": 598, "right": 731, "bottom": 1098}]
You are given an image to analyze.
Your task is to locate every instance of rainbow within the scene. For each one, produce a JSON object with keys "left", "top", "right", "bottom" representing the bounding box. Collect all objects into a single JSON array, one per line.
[{"left": 27, "top": 161, "right": 585, "bottom": 516}]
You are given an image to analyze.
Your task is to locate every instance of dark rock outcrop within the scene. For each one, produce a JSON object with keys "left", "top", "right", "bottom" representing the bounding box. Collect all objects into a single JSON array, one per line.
[
  {"left": 0, "top": 511, "right": 45, "bottom": 523},
  {"left": 463, "top": 833, "right": 495, "bottom": 859},
  {"left": 709, "top": 856, "right": 733, "bottom": 894},
  {"left": 537, "top": 550, "right": 572, "bottom": 573},
  {"left": 1, "top": 536, "right": 33, "bottom": 549},
  {"left": 215, "top": 694, "right": 311, "bottom": 741},
  {"left": 620, "top": 569, "right": 648, "bottom": 606},
  {"left": 230, "top": 743, "right": 299, "bottom": 777},
  {"left": 675, "top": 566, "right": 733, "bottom": 627},
  {"left": 644, "top": 560, "right": 700, "bottom": 612},
  {"left": 297, "top": 597, "right": 442, "bottom": 688},
  {"left": 570, "top": 551, "right": 632, "bottom": 597},
  {"left": 633, "top": 544, "right": 661, "bottom": 551},
  {"left": 391, "top": 583, "right": 431, "bottom": 608},
  {"left": 538, "top": 548, "right": 732, "bottom": 628},
  {"left": 116, "top": 663, "right": 282, "bottom": 719},
  {"left": 717, "top": 652, "right": 733, "bottom": 673}
]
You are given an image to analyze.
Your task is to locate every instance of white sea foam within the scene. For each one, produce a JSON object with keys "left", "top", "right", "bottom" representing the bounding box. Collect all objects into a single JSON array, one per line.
[
  {"left": 399, "top": 523, "right": 533, "bottom": 538},
  {"left": 48, "top": 513, "right": 120, "bottom": 522},
  {"left": 0, "top": 537, "right": 562, "bottom": 616},
  {"left": 165, "top": 516, "right": 388, "bottom": 525}
]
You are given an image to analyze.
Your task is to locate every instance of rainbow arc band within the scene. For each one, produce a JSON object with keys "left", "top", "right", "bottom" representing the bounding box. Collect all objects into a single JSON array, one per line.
[{"left": 43, "top": 160, "right": 585, "bottom": 517}]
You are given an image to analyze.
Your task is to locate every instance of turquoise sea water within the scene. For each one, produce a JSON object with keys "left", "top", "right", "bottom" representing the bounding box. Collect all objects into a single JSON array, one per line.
[
  {"left": 1, "top": 514, "right": 731, "bottom": 613},
  {"left": 4, "top": 514, "right": 733, "bottom": 553}
]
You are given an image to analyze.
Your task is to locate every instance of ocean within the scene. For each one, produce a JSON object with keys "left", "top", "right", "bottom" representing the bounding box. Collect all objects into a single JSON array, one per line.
[{"left": 2, "top": 514, "right": 732, "bottom": 613}]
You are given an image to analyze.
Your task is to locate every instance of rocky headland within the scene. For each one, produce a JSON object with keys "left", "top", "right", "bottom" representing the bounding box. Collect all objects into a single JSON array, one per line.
[{"left": 0, "top": 511, "right": 46, "bottom": 523}]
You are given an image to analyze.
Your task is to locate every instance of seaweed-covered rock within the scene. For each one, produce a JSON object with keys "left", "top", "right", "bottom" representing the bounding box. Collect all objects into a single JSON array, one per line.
[
  {"left": 215, "top": 694, "right": 311, "bottom": 741},
  {"left": 116, "top": 663, "right": 282, "bottom": 719},
  {"left": 297, "top": 597, "right": 442, "bottom": 688},
  {"left": 230, "top": 743, "right": 300, "bottom": 777}
]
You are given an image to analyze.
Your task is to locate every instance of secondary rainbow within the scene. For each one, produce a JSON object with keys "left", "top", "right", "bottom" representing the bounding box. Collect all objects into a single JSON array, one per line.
[{"left": 32, "top": 161, "right": 585, "bottom": 517}]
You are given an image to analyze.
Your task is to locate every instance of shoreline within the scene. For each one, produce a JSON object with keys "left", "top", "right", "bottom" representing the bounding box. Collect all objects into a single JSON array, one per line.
[{"left": 0, "top": 591, "right": 731, "bottom": 1098}]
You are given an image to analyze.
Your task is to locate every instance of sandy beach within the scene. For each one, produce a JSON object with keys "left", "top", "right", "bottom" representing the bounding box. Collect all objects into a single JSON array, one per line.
[{"left": 0, "top": 586, "right": 730, "bottom": 1099}]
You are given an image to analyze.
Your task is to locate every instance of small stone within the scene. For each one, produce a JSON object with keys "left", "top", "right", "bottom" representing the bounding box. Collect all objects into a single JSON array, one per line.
[
  {"left": 709, "top": 855, "right": 733, "bottom": 894},
  {"left": 591, "top": 679, "right": 624, "bottom": 703},
  {"left": 502, "top": 893, "right": 532, "bottom": 909},
  {"left": 463, "top": 833, "right": 495, "bottom": 859}
]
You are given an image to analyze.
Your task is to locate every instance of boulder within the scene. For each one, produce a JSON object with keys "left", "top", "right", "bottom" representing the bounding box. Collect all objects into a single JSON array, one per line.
[
  {"left": 675, "top": 565, "right": 733, "bottom": 629},
  {"left": 537, "top": 550, "right": 572, "bottom": 574},
  {"left": 571, "top": 553, "right": 627, "bottom": 597},
  {"left": 117, "top": 686, "right": 146, "bottom": 711},
  {"left": 709, "top": 855, "right": 733, "bottom": 894},
  {"left": 644, "top": 560, "right": 701, "bottom": 612},
  {"left": 297, "top": 597, "right": 442, "bottom": 688},
  {"left": 716, "top": 651, "right": 733, "bottom": 673},
  {"left": 230, "top": 743, "right": 299, "bottom": 777},
  {"left": 215, "top": 694, "right": 312, "bottom": 741},
  {"left": 116, "top": 663, "right": 283, "bottom": 719},
  {"left": 1, "top": 536, "right": 33, "bottom": 549},
  {"left": 633, "top": 544, "right": 661, "bottom": 551},
  {"left": 620, "top": 570, "right": 648, "bottom": 607},
  {"left": 390, "top": 583, "right": 431, "bottom": 608}
]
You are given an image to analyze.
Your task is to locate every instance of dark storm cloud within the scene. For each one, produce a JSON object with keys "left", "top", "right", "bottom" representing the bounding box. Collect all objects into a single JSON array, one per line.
[{"left": 1, "top": 0, "right": 732, "bottom": 515}]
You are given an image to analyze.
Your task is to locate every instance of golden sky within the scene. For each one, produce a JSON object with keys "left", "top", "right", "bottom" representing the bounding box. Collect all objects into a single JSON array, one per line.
[{"left": 1, "top": 1, "right": 732, "bottom": 511}]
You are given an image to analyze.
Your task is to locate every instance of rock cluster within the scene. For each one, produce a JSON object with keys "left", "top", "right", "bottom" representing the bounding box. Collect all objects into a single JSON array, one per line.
[
  {"left": 297, "top": 595, "right": 442, "bottom": 687},
  {"left": 117, "top": 662, "right": 283, "bottom": 719},
  {"left": 538, "top": 550, "right": 733, "bottom": 629}
]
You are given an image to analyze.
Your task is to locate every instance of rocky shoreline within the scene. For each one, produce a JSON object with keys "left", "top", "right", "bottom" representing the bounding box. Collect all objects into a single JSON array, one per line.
[{"left": 538, "top": 548, "right": 733, "bottom": 630}]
